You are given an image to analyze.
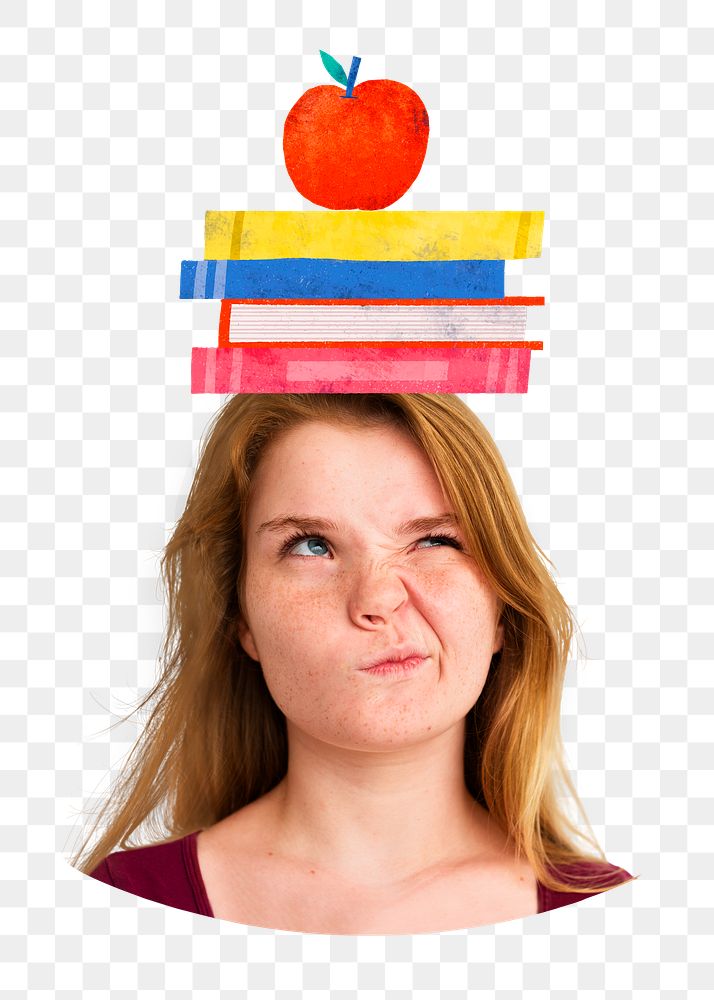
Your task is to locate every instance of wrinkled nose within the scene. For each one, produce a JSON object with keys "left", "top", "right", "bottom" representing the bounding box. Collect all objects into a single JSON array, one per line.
[{"left": 348, "top": 563, "right": 410, "bottom": 626}]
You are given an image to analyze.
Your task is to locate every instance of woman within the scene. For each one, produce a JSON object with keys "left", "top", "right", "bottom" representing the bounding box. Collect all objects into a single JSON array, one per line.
[{"left": 71, "top": 393, "right": 636, "bottom": 933}]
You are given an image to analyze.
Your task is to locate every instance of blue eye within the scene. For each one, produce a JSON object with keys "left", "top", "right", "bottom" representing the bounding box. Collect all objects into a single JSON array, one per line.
[
  {"left": 289, "top": 536, "right": 330, "bottom": 557},
  {"left": 415, "top": 534, "right": 462, "bottom": 549},
  {"left": 279, "top": 530, "right": 463, "bottom": 558},
  {"left": 279, "top": 532, "right": 331, "bottom": 557}
]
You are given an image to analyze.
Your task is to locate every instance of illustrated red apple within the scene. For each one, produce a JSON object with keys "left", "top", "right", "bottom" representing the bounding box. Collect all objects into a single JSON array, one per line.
[{"left": 283, "top": 51, "right": 429, "bottom": 211}]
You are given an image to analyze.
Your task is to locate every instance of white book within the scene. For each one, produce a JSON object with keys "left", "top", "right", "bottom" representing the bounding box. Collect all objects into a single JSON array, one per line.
[{"left": 226, "top": 303, "right": 529, "bottom": 344}]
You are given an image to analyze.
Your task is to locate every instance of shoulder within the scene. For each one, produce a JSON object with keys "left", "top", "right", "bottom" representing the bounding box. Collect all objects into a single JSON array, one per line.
[
  {"left": 538, "top": 858, "right": 636, "bottom": 914},
  {"left": 87, "top": 831, "right": 211, "bottom": 917}
]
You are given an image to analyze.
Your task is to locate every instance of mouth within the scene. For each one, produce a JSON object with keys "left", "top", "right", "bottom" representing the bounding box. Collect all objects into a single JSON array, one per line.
[{"left": 359, "top": 654, "right": 429, "bottom": 678}]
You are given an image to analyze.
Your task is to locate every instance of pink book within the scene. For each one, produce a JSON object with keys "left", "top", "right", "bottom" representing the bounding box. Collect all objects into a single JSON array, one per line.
[{"left": 191, "top": 344, "right": 539, "bottom": 394}]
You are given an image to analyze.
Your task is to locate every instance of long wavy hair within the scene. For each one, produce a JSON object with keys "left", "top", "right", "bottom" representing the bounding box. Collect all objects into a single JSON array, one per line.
[{"left": 70, "top": 393, "right": 637, "bottom": 896}]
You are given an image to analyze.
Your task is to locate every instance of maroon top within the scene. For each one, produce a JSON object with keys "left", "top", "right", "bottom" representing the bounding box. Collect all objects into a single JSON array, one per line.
[{"left": 86, "top": 830, "right": 634, "bottom": 921}]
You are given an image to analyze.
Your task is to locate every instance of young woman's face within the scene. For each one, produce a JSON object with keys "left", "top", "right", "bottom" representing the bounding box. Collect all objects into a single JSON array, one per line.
[{"left": 237, "top": 420, "right": 504, "bottom": 751}]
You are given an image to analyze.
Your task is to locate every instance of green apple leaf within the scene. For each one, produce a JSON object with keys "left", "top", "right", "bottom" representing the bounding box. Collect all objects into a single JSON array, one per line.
[{"left": 319, "top": 49, "right": 348, "bottom": 86}]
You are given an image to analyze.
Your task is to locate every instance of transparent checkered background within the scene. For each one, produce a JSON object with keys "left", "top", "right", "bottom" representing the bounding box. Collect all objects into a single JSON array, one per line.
[{"left": 2, "top": 0, "right": 713, "bottom": 995}]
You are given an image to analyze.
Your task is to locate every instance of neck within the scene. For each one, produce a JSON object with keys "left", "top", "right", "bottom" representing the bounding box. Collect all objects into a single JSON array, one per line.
[{"left": 261, "top": 720, "right": 509, "bottom": 889}]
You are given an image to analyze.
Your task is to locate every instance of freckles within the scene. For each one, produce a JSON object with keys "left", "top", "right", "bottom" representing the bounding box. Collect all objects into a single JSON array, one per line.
[{"left": 415, "top": 566, "right": 482, "bottom": 621}]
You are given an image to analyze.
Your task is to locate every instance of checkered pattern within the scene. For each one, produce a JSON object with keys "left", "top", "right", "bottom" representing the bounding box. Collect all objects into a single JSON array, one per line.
[{"left": 3, "top": 0, "right": 712, "bottom": 994}]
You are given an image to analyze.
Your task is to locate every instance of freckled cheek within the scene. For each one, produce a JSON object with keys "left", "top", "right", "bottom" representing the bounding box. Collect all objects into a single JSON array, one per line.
[
  {"left": 416, "top": 566, "right": 501, "bottom": 654},
  {"left": 242, "top": 575, "right": 337, "bottom": 673},
  {"left": 247, "top": 557, "right": 491, "bottom": 622}
]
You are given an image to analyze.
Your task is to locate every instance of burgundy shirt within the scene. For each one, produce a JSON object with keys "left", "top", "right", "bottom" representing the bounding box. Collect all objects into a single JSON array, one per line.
[{"left": 86, "top": 830, "right": 634, "bottom": 920}]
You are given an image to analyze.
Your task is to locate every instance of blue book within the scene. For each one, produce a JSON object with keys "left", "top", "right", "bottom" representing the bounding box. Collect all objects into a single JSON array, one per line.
[{"left": 180, "top": 258, "right": 505, "bottom": 300}]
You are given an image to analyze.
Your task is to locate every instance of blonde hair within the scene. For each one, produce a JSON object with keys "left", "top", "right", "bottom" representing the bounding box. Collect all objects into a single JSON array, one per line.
[{"left": 70, "top": 393, "right": 637, "bottom": 896}]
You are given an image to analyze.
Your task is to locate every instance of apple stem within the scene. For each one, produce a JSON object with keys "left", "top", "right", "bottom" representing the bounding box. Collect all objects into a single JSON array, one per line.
[{"left": 342, "top": 56, "right": 361, "bottom": 99}]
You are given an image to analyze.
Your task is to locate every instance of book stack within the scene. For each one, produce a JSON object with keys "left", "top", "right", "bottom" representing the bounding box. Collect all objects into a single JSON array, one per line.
[{"left": 180, "top": 210, "right": 545, "bottom": 393}]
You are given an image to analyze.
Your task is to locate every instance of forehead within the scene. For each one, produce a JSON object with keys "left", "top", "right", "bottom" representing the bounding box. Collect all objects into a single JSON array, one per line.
[
  {"left": 256, "top": 418, "right": 425, "bottom": 463},
  {"left": 247, "top": 419, "right": 447, "bottom": 514}
]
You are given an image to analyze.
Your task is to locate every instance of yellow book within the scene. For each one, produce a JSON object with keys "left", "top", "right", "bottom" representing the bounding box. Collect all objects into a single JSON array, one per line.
[{"left": 204, "top": 210, "right": 544, "bottom": 262}]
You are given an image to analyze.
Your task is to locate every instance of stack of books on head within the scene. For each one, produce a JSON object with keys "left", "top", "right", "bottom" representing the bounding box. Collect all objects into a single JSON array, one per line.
[{"left": 180, "top": 210, "right": 545, "bottom": 393}]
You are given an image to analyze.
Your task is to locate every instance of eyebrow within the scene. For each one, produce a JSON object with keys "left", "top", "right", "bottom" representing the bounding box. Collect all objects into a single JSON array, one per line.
[{"left": 257, "top": 512, "right": 461, "bottom": 538}]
